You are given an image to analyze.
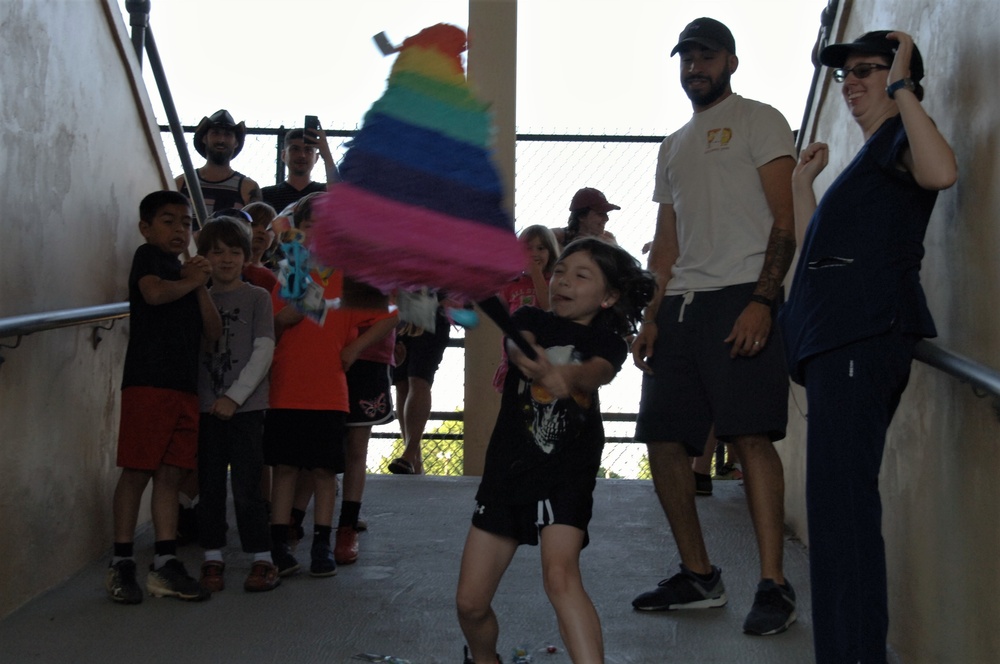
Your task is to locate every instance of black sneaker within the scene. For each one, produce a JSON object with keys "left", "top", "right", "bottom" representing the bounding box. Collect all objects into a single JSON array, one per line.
[
  {"left": 272, "top": 542, "right": 301, "bottom": 577},
  {"left": 106, "top": 559, "right": 143, "bottom": 604},
  {"left": 632, "top": 565, "right": 727, "bottom": 611},
  {"left": 694, "top": 471, "right": 713, "bottom": 496},
  {"left": 309, "top": 538, "right": 337, "bottom": 577},
  {"left": 146, "top": 559, "right": 210, "bottom": 601},
  {"left": 743, "top": 579, "right": 797, "bottom": 636}
]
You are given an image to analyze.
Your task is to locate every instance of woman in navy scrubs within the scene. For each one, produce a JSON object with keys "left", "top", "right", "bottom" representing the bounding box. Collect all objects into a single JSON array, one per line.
[{"left": 779, "top": 30, "right": 957, "bottom": 664}]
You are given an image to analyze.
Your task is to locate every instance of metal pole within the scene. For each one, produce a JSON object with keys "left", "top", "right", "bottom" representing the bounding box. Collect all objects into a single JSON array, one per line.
[
  {"left": 797, "top": 0, "right": 839, "bottom": 153},
  {"left": 275, "top": 124, "right": 286, "bottom": 185},
  {"left": 144, "top": 28, "right": 208, "bottom": 229},
  {"left": 124, "top": 0, "right": 151, "bottom": 67}
]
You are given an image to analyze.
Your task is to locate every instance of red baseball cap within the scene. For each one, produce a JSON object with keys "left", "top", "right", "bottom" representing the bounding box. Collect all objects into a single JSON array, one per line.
[{"left": 569, "top": 187, "right": 621, "bottom": 213}]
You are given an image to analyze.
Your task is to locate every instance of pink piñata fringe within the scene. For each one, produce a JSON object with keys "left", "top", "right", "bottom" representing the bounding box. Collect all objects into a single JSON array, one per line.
[{"left": 312, "top": 184, "right": 523, "bottom": 301}]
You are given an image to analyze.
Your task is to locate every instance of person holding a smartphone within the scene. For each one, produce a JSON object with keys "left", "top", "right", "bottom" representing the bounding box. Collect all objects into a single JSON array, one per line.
[{"left": 261, "top": 116, "right": 341, "bottom": 213}]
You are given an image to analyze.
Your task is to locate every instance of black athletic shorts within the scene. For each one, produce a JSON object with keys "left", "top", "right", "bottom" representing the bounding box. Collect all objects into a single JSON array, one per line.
[
  {"left": 346, "top": 360, "right": 394, "bottom": 427},
  {"left": 471, "top": 485, "right": 593, "bottom": 549},
  {"left": 262, "top": 409, "right": 346, "bottom": 472},
  {"left": 393, "top": 313, "right": 451, "bottom": 385},
  {"left": 635, "top": 282, "right": 788, "bottom": 455}
]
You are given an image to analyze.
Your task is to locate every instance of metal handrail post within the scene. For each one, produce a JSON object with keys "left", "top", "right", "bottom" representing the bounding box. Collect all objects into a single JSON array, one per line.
[
  {"left": 124, "top": 0, "right": 150, "bottom": 67},
  {"left": 143, "top": 28, "right": 208, "bottom": 229}
]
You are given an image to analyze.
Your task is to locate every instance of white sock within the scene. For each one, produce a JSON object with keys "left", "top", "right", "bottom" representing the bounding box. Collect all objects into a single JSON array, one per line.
[
  {"left": 204, "top": 550, "right": 223, "bottom": 563},
  {"left": 253, "top": 551, "right": 273, "bottom": 563}
]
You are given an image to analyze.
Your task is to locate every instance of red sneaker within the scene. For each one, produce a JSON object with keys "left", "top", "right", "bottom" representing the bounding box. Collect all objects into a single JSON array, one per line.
[
  {"left": 199, "top": 561, "right": 225, "bottom": 593},
  {"left": 334, "top": 526, "right": 359, "bottom": 565},
  {"left": 244, "top": 561, "right": 281, "bottom": 592}
]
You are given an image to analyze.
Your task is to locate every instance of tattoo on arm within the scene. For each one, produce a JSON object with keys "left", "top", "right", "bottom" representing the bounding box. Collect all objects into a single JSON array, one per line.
[{"left": 754, "top": 227, "right": 796, "bottom": 300}]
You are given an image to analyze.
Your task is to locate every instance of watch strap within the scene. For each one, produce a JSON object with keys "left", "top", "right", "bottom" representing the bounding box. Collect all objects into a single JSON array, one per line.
[{"left": 886, "top": 78, "right": 915, "bottom": 99}]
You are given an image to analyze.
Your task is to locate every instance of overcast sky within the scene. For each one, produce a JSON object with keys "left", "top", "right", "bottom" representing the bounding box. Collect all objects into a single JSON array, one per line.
[{"left": 119, "top": 0, "right": 827, "bottom": 136}]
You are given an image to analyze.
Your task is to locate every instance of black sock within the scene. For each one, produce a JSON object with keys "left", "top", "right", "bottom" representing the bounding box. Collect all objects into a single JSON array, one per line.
[
  {"left": 338, "top": 501, "right": 361, "bottom": 528},
  {"left": 113, "top": 542, "right": 134, "bottom": 559},
  {"left": 313, "top": 525, "right": 333, "bottom": 543},
  {"left": 271, "top": 524, "right": 289, "bottom": 545},
  {"left": 290, "top": 508, "right": 306, "bottom": 529},
  {"left": 153, "top": 540, "right": 177, "bottom": 558}
]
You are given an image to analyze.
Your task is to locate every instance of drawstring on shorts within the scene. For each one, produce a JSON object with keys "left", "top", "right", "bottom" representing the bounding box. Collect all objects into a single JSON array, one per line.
[{"left": 678, "top": 291, "right": 695, "bottom": 322}]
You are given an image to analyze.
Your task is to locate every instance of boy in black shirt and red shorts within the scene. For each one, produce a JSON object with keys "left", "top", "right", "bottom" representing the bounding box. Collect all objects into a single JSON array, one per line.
[{"left": 105, "top": 191, "right": 222, "bottom": 604}]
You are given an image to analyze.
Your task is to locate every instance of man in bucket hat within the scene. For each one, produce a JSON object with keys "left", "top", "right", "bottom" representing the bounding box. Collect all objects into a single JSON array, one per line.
[{"left": 174, "top": 109, "right": 261, "bottom": 217}]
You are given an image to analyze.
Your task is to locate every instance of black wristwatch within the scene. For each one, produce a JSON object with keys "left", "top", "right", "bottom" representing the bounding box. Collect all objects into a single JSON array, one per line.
[{"left": 886, "top": 78, "right": 916, "bottom": 99}]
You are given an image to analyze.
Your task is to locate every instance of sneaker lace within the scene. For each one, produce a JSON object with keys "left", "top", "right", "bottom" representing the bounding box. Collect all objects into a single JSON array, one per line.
[
  {"left": 114, "top": 561, "right": 137, "bottom": 585},
  {"left": 753, "top": 586, "right": 791, "bottom": 610}
]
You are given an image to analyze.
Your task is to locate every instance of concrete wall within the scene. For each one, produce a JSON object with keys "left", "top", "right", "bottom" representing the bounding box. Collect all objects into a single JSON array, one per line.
[
  {"left": 779, "top": 1, "right": 1000, "bottom": 660},
  {"left": 0, "top": 0, "right": 171, "bottom": 618}
]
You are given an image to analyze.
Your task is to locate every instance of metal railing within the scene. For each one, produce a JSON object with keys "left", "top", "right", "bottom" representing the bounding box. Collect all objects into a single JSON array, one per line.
[
  {"left": 5, "top": 302, "right": 995, "bottom": 404},
  {"left": 914, "top": 340, "right": 1000, "bottom": 418},
  {"left": 0, "top": 303, "right": 129, "bottom": 367}
]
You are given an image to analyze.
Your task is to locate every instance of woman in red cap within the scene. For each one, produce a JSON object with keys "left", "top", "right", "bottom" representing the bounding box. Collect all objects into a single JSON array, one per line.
[{"left": 553, "top": 187, "right": 621, "bottom": 248}]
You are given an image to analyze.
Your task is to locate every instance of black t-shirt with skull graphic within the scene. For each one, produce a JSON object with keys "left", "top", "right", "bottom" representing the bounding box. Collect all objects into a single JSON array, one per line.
[{"left": 475, "top": 307, "right": 628, "bottom": 505}]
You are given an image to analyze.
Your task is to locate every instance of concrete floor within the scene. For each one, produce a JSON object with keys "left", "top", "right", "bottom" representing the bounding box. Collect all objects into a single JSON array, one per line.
[{"left": 0, "top": 475, "right": 815, "bottom": 663}]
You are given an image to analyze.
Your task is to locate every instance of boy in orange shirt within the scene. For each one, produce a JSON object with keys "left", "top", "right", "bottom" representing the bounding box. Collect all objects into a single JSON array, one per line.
[{"left": 263, "top": 193, "right": 392, "bottom": 577}]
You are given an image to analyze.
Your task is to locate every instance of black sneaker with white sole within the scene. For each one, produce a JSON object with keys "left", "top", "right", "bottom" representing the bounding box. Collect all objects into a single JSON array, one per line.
[
  {"left": 742, "top": 578, "right": 797, "bottom": 636},
  {"left": 632, "top": 564, "right": 727, "bottom": 611},
  {"left": 106, "top": 559, "right": 143, "bottom": 604},
  {"left": 146, "top": 559, "right": 210, "bottom": 601},
  {"left": 272, "top": 542, "right": 301, "bottom": 577}
]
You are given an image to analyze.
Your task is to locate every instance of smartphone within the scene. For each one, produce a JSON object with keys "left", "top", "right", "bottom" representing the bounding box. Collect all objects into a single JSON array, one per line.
[{"left": 304, "top": 115, "right": 320, "bottom": 144}]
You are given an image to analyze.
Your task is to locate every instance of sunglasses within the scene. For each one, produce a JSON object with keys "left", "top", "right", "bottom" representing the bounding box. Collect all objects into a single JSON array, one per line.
[{"left": 832, "top": 63, "right": 890, "bottom": 83}]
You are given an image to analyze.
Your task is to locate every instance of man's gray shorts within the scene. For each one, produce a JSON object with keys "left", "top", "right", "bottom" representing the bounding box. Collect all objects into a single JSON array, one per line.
[{"left": 635, "top": 283, "right": 788, "bottom": 456}]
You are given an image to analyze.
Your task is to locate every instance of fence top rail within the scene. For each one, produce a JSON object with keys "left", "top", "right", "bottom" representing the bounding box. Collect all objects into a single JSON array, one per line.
[
  {"left": 0, "top": 303, "right": 129, "bottom": 339},
  {"left": 159, "top": 125, "right": 668, "bottom": 144}
]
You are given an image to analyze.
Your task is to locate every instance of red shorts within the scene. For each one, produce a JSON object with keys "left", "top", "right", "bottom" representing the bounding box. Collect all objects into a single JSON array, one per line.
[{"left": 117, "top": 387, "right": 199, "bottom": 471}]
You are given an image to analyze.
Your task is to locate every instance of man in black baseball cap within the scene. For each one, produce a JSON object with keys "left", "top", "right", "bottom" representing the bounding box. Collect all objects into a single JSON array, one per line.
[
  {"left": 669, "top": 17, "right": 740, "bottom": 110},
  {"left": 632, "top": 15, "right": 799, "bottom": 638},
  {"left": 670, "top": 17, "right": 736, "bottom": 56}
]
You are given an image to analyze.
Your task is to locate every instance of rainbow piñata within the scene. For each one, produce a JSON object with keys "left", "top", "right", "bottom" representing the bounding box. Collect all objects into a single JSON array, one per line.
[{"left": 312, "top": 23, "right": 523, "bottom": 301}]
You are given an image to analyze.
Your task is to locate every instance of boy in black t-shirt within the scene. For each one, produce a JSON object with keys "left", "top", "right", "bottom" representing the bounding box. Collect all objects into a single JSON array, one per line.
[{"left": 106, "top": 191, "right": 222, "bottom": 604}]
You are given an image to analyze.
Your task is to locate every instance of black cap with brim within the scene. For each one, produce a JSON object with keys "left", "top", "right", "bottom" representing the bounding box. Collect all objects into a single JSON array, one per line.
[
  {"left": 820, "top": 30, "right": 924, "bottom": 82},
  {"left": 670, "top": 17, "right": 736, "bottom": 56},
  {"left": 193, "top": 109, "right": 247, "bottom": 158}
]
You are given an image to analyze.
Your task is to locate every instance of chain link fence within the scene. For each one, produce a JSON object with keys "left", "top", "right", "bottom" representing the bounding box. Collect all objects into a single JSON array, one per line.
[{"left": 162, "top": 123, "right": 665, "bottom": 478}]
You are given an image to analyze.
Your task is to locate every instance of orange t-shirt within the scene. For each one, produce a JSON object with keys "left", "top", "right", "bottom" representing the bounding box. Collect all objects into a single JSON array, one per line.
[{"left": 269, "top": 270, "right": 383, "bottom": 411}]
